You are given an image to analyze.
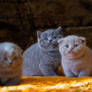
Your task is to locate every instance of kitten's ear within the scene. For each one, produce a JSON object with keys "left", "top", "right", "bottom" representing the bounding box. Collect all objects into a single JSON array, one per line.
[
  {"left": 56, "top": 26, "right": 62, "bottom": 32},
  {"left": 58, "top": 38, "right": 64, "bottom": 44},
  {"left": 79, "top": 37, "right": 86, "bottom": 43},
  {"left": 37, "top": 31, "right": 42, "bottom": 38}
]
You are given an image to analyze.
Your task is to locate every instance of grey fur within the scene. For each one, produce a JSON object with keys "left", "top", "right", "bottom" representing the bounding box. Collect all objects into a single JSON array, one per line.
[
  {"left": 23, "top": 26, "right": 63, "bottom": 76},
  {"left": 0, "top": 42, "right": 23, "bottom": 86}
]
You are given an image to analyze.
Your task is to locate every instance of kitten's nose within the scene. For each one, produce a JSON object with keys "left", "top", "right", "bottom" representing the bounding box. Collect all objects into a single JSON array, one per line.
[
  {"left": 48, "top": 39, "right": 52, "bottom": 42},
  {"left": 68, "top": 48, "right": 73, "bottom": 53},
  {"left": 68, "top": 49, "right": 74, "bottom": 53},
  {"left": 48, "top": 37, "right": 52, "bottom": 42},
  {"left": 49, "top": 39, "right": 52, "bottom": 42},
  {"left": 68, "top": 50, "right": 72, "bottom": 53}
]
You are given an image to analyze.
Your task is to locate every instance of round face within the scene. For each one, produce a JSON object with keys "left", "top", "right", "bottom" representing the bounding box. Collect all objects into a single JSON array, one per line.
[
  {"left": 59, "top": 35, "right": 86, "bottom": 59},
  {"left": 38, "top": 28, "right": 63, "bottom": 51},
  {"left": 0, "top": 43, "right": 23, "bottom": 68},
  {"left": 0, "top": 51, "right": 22, "bottom": 68}
]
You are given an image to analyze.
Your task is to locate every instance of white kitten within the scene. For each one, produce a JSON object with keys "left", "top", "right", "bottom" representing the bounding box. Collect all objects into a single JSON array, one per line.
[{"left": 58, "top": 35, "right": 92, "bottom": 77}]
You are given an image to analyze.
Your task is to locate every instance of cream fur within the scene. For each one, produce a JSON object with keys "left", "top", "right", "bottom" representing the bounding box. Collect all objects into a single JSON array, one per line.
[{"left": 58, "top": 35, "right": 92, "bottom": 77}]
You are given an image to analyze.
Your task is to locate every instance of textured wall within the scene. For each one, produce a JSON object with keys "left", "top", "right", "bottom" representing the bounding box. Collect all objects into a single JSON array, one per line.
[
  {"left": 63, "top": 26, "right": 92, "bottom": 48},
  {"left": 0, "top": 0, "right": 92, "bottom": 49}
]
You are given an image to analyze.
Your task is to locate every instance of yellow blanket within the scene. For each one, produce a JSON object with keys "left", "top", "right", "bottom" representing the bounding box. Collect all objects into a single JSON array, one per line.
[{"left": 0, "top": 77, "right": 92, "bottom": 92}]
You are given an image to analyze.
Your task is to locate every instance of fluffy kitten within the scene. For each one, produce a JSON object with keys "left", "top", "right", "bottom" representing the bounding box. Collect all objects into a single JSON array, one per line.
[
  {"left": 58, "top": 35, "right": 92, "bottom": 77},
  {"left": 0, "top": 42, "right": 23, "bottom": 86},
  {"left": 23, "top": 26, "right": 63, "bottom": 76}
]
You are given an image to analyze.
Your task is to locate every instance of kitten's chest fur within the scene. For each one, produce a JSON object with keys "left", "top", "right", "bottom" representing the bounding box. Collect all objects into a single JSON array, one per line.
[
  {"left": 62, "top": 47, "right": 92, "bottom": 73},
  {"left": 24, "top": 43, "right": 61, "bottom": 66},
  {"left": 62, "top": 57, "right": 83, "bottom": 72},
  {"left": 66, "top": 59, "right": 84, "bottom": 73},
  {"left": 23, "top": 43, "right": 61, "bottom": 76},
  {"left": 41, "top": 49, "right": 61, "bottom": 62},
  {"left": 39, "top": 46, "right": 61, "bottom": 69}
]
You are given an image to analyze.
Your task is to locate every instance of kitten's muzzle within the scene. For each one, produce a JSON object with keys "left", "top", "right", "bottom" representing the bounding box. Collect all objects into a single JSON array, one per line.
[
  {"left": 68, "top": 50, "right": 74, "bottom": 54},
  {"left": 68, "top": 47, "right": 74, "bottom": 53}
]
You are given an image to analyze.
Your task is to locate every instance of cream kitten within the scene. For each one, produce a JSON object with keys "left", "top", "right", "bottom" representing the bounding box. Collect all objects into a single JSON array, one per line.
[
  {"left": 0, "top": 42, "right": 23, "bottom": 86},
  {"left": 58, "top": 35, "right": 92, "bottom": 77}
]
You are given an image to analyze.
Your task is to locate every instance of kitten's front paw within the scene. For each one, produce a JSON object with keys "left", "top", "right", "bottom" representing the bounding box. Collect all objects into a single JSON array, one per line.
[
  {"left": 50, "top": 74, "right": 58, "bottom": 76},
  {"left": 78, "top": 74, "right": 90, "bottom": 77},
  {"left": 43, "top": 74, "right": 58, "bottom": 76},
  {"left": 66, "top": 75, "right": 75, "bottom": 77},
  {"left": 65, "top": 73, "right": 75, "bottom": 77},
  {"left": 79, "top": 71, "right": 90, "bottom": 77}
]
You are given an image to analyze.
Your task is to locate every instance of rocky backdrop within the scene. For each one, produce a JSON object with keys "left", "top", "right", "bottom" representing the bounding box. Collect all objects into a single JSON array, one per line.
[{"left": 0, "top": 0, "right": 92, "bottom": 50}]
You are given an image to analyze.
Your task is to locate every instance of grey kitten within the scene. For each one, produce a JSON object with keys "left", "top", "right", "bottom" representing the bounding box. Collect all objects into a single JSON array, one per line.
[
  {"left": 0, "top": 42, "right": 23, "bottom": 86},
  {"left": 23, "top": 26, "right": 63, "bottom": 76}
]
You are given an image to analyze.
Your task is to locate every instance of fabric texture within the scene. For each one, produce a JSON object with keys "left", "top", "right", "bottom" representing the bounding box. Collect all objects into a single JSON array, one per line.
[{"left": 0, "top": 76, "right": 92, "bottom": 92}]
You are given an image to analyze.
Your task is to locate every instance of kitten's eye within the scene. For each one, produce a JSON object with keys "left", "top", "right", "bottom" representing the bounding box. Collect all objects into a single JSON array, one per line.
[
  {"left": 74, "top": 44, "right": 78, "bottom": 47},
  {"left": 53, "top": 37, "right": 56, "bottom": 39},
  {"left": 65, "top": 44, "right": 69, "bottom": 48}
]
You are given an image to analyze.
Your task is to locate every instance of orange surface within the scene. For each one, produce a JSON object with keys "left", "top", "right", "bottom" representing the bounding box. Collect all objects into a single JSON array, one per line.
[{"left": 0, "top": 76, "right": 92, "bottom": 92}]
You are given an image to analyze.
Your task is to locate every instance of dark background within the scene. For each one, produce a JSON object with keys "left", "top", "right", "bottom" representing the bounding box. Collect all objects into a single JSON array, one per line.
[{"left": 0, "top": 0, "right": 92, "bottom": 50}]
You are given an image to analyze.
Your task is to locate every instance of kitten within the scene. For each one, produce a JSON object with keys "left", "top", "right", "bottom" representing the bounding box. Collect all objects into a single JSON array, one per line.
[
  {"left": 58, "top": 35, "right": 92, "bottom": 77},
  {"left": 23, "top": 26, "right": 63, "bottom": 76},
  {"left": 0, "top": 42, "right": 23, "bottom": 86}
]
